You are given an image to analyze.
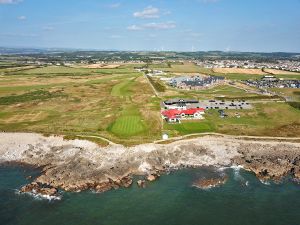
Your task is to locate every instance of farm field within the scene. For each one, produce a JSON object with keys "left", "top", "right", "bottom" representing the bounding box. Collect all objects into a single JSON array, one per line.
[
  {"left": 197, "top": 67, "right": 300, "bottom": 80},
  {"left": 213, "top": 68, "right": 267, "bottom": 75},
  {"left": 264, "top": 68, "right": 300, "bottom": 75},
  {"left": 150, "top": 62, "right": 202, "bottom": 73}
]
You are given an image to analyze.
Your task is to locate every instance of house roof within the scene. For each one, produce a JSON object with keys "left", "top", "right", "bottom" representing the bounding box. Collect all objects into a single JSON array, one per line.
[{"left": 162, "top": 108, "right": 205, "bottom": 119}]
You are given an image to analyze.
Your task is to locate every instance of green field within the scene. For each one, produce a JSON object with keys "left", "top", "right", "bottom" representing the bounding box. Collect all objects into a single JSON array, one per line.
[
  {"left": 164, "top": 120, "right": 215, "bottom": 135},
  {"left": 0, "top": 62, "right": 300, "bottom": 145},
  {"left": 111, "top": 78, "right": 136, "bottom": 97},
  {"left": 162, "top": 85, "right": 264, "bottom": 101},
  {"left": 109, "top": 107, "right": 146, "bottom": 137},
  {"left": 0, "top": 65, "right": 160, "bottom": 145},
  {"left": 149, "top": 62, "right": 202, "bottom": 73}
]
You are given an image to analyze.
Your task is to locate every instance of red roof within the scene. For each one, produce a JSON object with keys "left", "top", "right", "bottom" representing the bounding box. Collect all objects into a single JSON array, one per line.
[{"left": 162, "top": 108, "right": 205, "bottom": 119}]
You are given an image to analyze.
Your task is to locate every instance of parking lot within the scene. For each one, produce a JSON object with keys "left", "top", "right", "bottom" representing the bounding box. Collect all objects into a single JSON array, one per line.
[{"left": 199, "top": 100, "right": 253, "bottom": 110}]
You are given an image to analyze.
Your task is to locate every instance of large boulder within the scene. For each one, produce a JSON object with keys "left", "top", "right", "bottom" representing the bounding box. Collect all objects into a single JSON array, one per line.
[{"left": 137, "top": 180, "right": 146, "bottom": 188}]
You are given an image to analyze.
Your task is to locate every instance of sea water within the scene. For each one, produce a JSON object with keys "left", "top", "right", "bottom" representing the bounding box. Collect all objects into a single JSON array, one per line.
[{"left": 1, "top": 165, "right": 300, "bottom": 225}]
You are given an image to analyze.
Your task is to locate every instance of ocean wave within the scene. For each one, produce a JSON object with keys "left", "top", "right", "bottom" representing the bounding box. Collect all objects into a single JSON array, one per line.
[
  {"left": 192, "top": 183, "right": 221, "bottom": 190},
  {"left": 259, "top": 179, "right": 271, "bottom": 186},
  {"left": 15, "top": 189, "right": 62, "bottom": 201}
]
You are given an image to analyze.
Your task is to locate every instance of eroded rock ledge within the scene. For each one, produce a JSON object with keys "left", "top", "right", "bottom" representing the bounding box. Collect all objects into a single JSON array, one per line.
[{"left": 0, "top": 133, "right": 300, "bottom": 196}]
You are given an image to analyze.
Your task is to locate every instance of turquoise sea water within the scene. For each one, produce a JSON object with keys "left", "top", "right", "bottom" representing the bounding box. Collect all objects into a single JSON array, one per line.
[{"left": 1, "top": 165, "right": 300, "bottom": 225}]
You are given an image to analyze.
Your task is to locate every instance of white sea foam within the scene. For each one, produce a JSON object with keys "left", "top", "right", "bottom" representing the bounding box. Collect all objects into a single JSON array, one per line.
[
  {"left": 260, "top": 179, "right": 271, "bottom": 186},
  {"left": 192, "top": 184, "right": 218, "bottom": 190},
  {"left": 216, "top": 166, "right": 229, "bottom": 172},
  {"left": 15, "top": 189, "right": 62, "bottom": 201}
]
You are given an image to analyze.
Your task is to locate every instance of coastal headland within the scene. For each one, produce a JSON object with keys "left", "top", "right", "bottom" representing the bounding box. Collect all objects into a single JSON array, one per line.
[{"left": 1, "top": 133, "right": 299, "bottom": 197}]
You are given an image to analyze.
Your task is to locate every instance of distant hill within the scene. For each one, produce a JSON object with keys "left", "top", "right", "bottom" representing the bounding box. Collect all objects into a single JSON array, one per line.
[{"left": 0, "top": 47, "right": 299, "bottom": 61}]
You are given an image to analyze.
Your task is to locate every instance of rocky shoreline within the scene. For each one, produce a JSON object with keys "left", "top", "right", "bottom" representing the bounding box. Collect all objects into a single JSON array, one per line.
[{"left": 0, "top": 133, "right": 300, "bottom": 197}]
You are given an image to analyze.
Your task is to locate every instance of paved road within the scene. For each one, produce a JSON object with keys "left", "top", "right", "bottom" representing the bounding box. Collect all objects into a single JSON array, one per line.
[{"left": 154, "top": 132, "right": 300, "bottom": 144}]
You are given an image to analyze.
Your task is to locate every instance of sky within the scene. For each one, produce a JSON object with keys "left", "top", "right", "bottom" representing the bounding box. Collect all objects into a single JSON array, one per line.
[{"left": 0, "top": 0, "right": 300, "bottom": 52}]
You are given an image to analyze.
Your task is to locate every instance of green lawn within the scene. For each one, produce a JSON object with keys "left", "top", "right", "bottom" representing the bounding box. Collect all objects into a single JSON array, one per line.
[
  {"left": 111, "top": 78, "right": 135, "bottom": 97},
  {"left": 164, "top": 120, "right": 215, "bottom": 135},
  {"left": 109, "top": 107, "right": 146, "bottom": 137}
]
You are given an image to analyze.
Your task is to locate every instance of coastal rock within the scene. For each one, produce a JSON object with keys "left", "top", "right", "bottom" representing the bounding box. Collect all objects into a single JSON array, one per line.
[
  {"left": 233, "top": 143, "right": 300, "bottom": 182},
  {"left": 38, "top": 188, "right": 58, "bottom": 196},
  {"left": 137, "top": 180, "right": 146, "bottom": 188},
  {"left": 20, "top": 182, "right": 58, "bottom": 197},
  {"left": 95, "top": 182, "right": 112, "bottom": 193},
  {"left": 121, "top": 176, "right": 133, "bottom": 188},
  {"left": 20, "top": 182, "right": 40, "bottom": 193},
  {"left": 146, "top": 174, "right": 157, "bottom": 182},
  {"left": 1, "top": 133, "right": 300, "bottom": 194},
  {"left": 193, "top": 176, "right": 228, "bottom": 189}
]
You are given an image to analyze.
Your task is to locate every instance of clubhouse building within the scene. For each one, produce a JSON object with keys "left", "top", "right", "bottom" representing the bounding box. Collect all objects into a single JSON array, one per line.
[{"left": 161, "top": 99, "right": 205, "bottom": 123}]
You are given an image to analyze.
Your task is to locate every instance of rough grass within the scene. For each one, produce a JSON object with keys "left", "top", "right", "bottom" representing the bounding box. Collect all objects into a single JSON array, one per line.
[
  {"left": 0, "top": 66, "right": 160, "bottom": 145},
  {"left": 147, "top": 75, "right": 166, "bottom": 92},
  {"left": 0, "top": 90, "right": 66, "bottom": 105},
  {"left": 288, "top": 102, "right": 300, "bottom": 110}
]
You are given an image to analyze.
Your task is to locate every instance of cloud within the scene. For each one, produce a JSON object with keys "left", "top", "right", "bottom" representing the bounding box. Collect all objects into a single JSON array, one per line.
[
  {"left": 0, "top": 0, "right": 22, "bottom": 4},
  {"left": 127, "top": 25, "right": 142, "bottom": 31},
  {"left": 108, "top": 3, "right": 121, "bottom": 8},
  {"left": 144, "top": 22, "right": 176, "bottom": 30},
  {"left": 127, "top": 22, "right": 176, "bottom": 31},
  {"left": 133, "top": 6, "right": 160, "bottom": 19},
  {"left": 17, "top": 16, "right": 26, "bottom": 20}
]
